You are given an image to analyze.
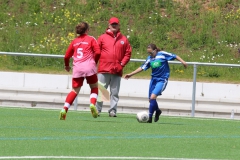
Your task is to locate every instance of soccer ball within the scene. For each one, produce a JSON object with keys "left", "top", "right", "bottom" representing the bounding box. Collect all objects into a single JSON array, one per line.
[{"left": 136, "top": 111, "right": 149, "bottom": 123}]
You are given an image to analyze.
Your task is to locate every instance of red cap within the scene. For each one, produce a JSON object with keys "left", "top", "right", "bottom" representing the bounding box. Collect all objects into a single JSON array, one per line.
[{"left": 109, "top": 17, "right": 119, "bottom": 24}]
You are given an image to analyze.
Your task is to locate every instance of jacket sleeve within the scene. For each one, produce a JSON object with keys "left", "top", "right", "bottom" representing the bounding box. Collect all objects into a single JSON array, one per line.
[
  {"left": 92, "top": 37, "right": 101, "bottom": 64},
  {"left": 95, "top": 36, "right": 102, "bottom": 64},
  {"left": 121, "top": 39, "right": 132, "bottom": 67},
  {"left": 64, "top": 41, "right": 74, "bottom": 66}
]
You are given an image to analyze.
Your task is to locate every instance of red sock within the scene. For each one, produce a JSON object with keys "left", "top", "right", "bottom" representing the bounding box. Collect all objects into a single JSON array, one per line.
[
  {"left": 63, "top": 106, "right": 68, "bottom": 112},
  {"left": 90, "top": 87, "right": 98, "bottom": 105},
  {"left": 64, "top": 91, "right": 77, "bottom": 112}
]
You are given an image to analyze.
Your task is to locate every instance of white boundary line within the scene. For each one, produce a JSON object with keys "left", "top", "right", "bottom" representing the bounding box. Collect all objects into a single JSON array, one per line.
[
  {"left": 0, "top": 156, "right": 226, "bottom": 160},
  {"left": 1, "top": 106, "right": 239, "bottom": 121},
  {"left": 1, "top": 106, "right": 239, "bottom": 120}
]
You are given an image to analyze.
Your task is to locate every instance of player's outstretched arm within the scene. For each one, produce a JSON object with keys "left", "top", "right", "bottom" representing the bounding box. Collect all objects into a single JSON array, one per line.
[
  {"left": 176, "top": 56, "right": 188, "bottom": 68},
  {"left": 124, "top": 67, "right": 143, "bottom": 79}
]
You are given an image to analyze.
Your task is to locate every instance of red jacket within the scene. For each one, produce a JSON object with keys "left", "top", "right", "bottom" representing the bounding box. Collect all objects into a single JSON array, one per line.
[{"left": 96, "top": 29, "right": 132, "bottom": 77}]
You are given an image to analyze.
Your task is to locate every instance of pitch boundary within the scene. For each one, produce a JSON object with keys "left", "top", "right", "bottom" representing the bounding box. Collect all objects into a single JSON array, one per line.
[{"left": 0, "top": 156, "right": 223, "bottom": 160}]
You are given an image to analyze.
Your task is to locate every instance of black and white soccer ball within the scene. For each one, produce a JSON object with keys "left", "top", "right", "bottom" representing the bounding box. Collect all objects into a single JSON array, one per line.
[{"left": 136, "top": 111, "right": 149, "bottom": 123}]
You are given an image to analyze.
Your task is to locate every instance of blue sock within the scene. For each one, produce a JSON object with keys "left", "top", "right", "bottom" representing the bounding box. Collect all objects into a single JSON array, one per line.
[
  {"left": 149, "top": 99, "right": 158, "bottom": 118},
  {"left": 154, "top": 99, "right": 159, "bottom": 111}
]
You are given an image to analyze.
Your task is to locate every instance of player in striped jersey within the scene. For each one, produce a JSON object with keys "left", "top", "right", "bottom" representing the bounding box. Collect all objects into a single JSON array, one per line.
[{"left": 124, "top": 44, "right": 187, "bottom": 123}]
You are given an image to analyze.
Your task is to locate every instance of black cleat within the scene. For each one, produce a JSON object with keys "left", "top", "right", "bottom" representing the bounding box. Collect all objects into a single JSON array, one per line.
[
  {"left": 154, "top": 109, "right": 162, "bottom": 122},
  {"left": 147, "top": 117, "right": 152, "bottom": 123}
]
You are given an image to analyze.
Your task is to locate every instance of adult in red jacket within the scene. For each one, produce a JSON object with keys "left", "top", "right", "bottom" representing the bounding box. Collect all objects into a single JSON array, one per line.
[{"left": 96, "top": 17, "right": 132, "bottom": 117}]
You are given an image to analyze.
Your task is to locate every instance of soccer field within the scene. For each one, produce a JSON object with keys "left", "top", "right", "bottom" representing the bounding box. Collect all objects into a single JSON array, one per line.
[{"left": 0, "top": 107, "right": 239, "bottom": 160}]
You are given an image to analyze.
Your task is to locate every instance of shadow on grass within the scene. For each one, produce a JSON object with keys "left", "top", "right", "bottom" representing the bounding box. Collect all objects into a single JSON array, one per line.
[
  {"left": 158, "top": 122, "right": 186, "bottom": 125},
  {"left": 86, "top": 120, "right": 123, "bottom": 123}
]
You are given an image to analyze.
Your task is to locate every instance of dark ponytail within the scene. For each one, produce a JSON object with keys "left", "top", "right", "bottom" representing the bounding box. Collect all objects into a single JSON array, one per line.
[
  {"left": 147, "top": 43, "right": 161, "bottom": 52},
  {"left": 75, "top": 22, "right": 89, "bottom": 35}
]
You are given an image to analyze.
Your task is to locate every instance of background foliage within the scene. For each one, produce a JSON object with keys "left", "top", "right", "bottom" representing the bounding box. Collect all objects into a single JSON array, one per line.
[{"left": 0, "top": 0, "right": 240, "bottom": 82}]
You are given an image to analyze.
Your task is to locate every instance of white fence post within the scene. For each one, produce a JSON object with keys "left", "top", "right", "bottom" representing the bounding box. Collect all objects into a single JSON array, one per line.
[
  {"left": 74, "top": 97, "right": 78, "bottom": 111},
  {"left": 191, "top": 63, "right": 198, "bottom": 117}
]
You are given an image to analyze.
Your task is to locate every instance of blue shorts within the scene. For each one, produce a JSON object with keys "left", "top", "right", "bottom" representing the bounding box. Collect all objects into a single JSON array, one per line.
[{"left": 148, "top": 78, "right": 168, "bottom": 98}]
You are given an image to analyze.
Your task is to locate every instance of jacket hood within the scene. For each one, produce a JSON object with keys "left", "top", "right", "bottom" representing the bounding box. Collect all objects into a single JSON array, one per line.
[{"left": 105, "top": 28, "right": 121, "bottom": 37}]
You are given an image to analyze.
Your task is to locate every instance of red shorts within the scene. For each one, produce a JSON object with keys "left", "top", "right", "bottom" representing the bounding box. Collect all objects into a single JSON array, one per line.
[{"left": 72, "top": 74, "right": 98, "bottom": 88}]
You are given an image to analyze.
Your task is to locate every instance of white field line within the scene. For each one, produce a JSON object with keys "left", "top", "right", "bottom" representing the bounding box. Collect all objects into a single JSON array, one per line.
[
  {"left": 168, "top": 115, "right": 240, "bottom": 122},
  {"left": 1, "top": 106, "right": 239, "bottom": 121},
  {"left": 0, "top": 156, "right": 226, "bottom": 160}
]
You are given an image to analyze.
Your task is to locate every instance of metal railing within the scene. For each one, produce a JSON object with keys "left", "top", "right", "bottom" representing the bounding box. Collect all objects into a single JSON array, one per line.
[{"left": 1, "top": 51, "right": 240, "bottom": 117}]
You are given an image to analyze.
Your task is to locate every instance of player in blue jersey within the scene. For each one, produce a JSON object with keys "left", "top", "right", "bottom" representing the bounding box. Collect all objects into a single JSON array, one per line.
[{"left": 124, "top": 43, "right": 187, "bottom": 123}]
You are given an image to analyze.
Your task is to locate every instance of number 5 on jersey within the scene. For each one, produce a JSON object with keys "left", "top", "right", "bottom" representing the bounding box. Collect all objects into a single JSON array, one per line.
[{"left": 77, "top": 48, "right": 83, "bottom": 59}]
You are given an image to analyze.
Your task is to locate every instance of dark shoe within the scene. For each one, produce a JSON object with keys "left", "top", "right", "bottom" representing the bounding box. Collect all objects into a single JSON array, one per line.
[
  {"left": 109, "top": 111, "right": 117, "bottom": 117},
  {"left": 154, "top": 109, "right": 162, "bottom": 122},
  {"left": 98, "top": 111, "right": 101, "bottom": 117},
  {"left": 147, "top": 117, "right": 152, "bottom": 123}
]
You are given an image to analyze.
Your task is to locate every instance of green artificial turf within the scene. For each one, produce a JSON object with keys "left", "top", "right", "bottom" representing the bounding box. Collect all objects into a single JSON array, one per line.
[{"left": 0, "top": 107, "right": 239, "bottom": 160}]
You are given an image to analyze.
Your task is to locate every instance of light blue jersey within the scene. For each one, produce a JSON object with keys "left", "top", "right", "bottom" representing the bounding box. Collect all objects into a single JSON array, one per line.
[{"left": 141, "top": 51, "right": 177, "bottom": 97}]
